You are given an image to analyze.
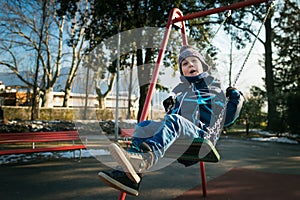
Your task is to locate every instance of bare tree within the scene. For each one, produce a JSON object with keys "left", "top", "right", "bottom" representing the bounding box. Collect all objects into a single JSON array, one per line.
[
  {"left": 0, "top": 0, "right": 92, "bottom": 118},
  {"left": 0, "top": 0, "right": 65, "bottom": 119},
  {"left": 60, "top": 0, "right": 92, "bottom": 107},
  {"left": 83, "top": 45, "right": 116, "bottom": 109},
  {"left": 31, "top": 0, "right": 47, "bottom": 119}
]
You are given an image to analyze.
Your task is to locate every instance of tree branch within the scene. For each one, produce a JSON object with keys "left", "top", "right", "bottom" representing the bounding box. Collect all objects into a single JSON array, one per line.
[{"left": 229, "top": 23, "right": 264, "bottom": 45}]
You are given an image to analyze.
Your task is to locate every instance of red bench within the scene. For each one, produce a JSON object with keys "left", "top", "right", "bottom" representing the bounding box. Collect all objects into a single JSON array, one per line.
[{"left": 0, "top": 130, "right": 86, "bottom": 158}]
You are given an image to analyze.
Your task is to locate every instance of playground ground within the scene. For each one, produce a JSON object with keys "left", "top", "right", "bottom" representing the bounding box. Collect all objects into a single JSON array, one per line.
[{"left": 0, "top": 137, "right": 300, "bottom": 200}]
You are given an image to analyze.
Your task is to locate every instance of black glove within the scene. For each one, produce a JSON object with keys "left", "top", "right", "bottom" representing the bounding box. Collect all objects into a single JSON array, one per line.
[
  {"left": 163, "top": 96, "right": 176, "bottom": 114},
  {"left": 226, "top": 86, "right": 237, "bottom": 97}
]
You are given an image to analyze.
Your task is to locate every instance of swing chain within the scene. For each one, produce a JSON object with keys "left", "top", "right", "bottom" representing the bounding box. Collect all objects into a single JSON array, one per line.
[
  {"left": 206, "top": 106, "right": 226, "bottom": 145},
  {"left": 211, "top": 10, "right": 231, "bottom": 42},
  {"left": 201, "top": 10, "right": 231, "bottom": 55},
  {"left": 232, "top": 1, "right": 274, "bottom": 86}
]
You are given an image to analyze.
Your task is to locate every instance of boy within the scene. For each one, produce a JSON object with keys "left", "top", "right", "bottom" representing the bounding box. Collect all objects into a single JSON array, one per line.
[{"left": 99, "top": 45, "right": 244, "bottom": 196}]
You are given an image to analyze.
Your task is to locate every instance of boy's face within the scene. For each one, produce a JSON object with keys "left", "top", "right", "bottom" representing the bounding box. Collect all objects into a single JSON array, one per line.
[{"left": 181, "top": 56, "right": 203, "bottom": 77}]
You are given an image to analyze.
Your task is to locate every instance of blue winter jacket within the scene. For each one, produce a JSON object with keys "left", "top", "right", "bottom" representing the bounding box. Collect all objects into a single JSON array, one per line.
[{"left": 166, "top": 72, "right": 244, "bottom": 132}]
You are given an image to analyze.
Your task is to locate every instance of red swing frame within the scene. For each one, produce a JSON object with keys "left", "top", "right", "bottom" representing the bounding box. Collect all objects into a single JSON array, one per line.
[{"left": 118, "top": 1, "right": 269, "bottom": 199}]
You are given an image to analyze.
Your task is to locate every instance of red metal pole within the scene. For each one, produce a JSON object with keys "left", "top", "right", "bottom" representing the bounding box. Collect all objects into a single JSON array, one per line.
[
  {"left": 118, "top": 191, "right": 127, "bottom": 200},
  {"left": 200, "top": 161, "right": 207, "bottom": 197},
  {"left": 139, "top": 8, "right": 187, "bottom": 121},
  {"left": 173, "top": 0, "right": 268, "bottom": 23}
]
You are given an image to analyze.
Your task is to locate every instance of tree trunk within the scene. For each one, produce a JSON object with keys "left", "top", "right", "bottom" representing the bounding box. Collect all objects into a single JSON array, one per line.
[
  {"left": 63, "top": 85, "right": 71, "bottom": 107},
  {"left": 127, "top": 54, "right": 134, "bottom": 119},
  {"left": 137, "top": 49, "right": 144, "bottom": 121},
  {"left": 264, "top": 15, "right": 277, "bottom": 131},
  {"left": 137, "top": 48, "right": 153, "bottom": 121},
  {"left": 97, "top": 95, "right": 105, "bottom": 109},
  {"left": 94, "top": 71, "right": 116, "bottom": 109},
  {"left": 95, "top": 85, "right": 105, "bottom": 109},
  {"left": 31, "top": 91, "right": 40, "bottom": 120},
  {"left": 246, "top": 116, "right": 250, "bottom": 135},
  {"left": 42, "top": 87, "right": 53, "bottom": 108}
]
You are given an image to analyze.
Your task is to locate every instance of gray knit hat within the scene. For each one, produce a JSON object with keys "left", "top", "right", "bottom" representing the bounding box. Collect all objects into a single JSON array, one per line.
[{"left": 178, "top": 45, "right": 209, "bottom": 75}]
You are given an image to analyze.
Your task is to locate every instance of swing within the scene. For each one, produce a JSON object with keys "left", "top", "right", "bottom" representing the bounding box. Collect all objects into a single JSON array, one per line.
[{"left": 105, "top": 1, "right": 273, "bottom": 199}]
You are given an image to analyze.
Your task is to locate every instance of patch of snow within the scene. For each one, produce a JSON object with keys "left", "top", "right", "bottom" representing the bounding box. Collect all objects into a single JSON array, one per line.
[
  {"left": 251, "top": 137, "right": 298, "bottom": 144},
  {"left": 250, "top": 129, "right": 299, "bottom": 144},
  {"left": 74, "top": 120, "right": 100, "bottom": 123},
  {"left": 120, "top": 119, "right": 138, "bottom": 124},
  {"left": 251, "top": 129, "right": 277, "bottom": 136},
  {"left": 0, "top": 149, "right": 110, "bottom": 165}
]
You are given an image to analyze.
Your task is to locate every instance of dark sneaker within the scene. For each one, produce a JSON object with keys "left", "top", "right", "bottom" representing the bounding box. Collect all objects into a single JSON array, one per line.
[
  {"left": 109, "top": 142, "right": 154, "bottom": 183},
  {"left": 98, "top": 169, "right": 141, "bottom": 196}
]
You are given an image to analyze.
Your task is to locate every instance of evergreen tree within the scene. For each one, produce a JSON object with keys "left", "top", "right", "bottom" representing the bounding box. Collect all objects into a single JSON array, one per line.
[
  {"left": 239, "top": 86, "right": 266, "bottom": 134},
  {"left": 273, "top": 0, "right": 300, "bottom": 134}
]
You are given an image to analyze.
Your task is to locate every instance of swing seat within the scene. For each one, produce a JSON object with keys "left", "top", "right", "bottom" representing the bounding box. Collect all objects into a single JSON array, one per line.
[
  {"left": 118, "top": 130, "right": 220, "bottom": 163},
  {"left": 167, "top": 138, "right": 220, "bottom": 163}
]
